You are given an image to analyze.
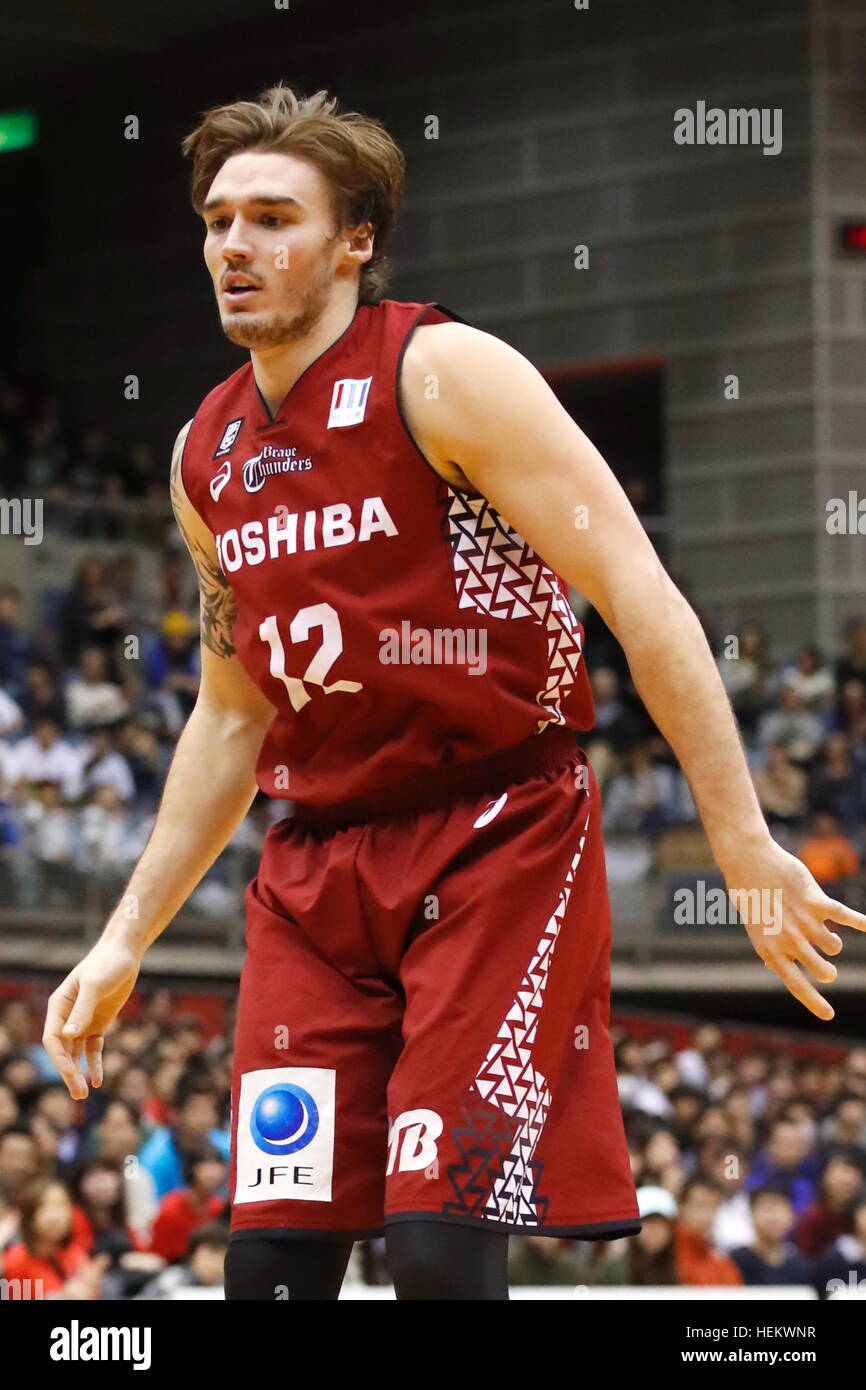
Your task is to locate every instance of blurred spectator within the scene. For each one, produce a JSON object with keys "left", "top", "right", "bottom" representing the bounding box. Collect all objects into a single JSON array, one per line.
[
  {"left": 674, "top": 1023, "right": 722, "bottom": 1090},
  {"left": 125, "top": 442, "right": 159, "bottom": 501},
  {"left": 584, "top": 666, "right": 647, "bottom": 779},
  {"left": 780, "top": 647, "right": 835, "bottom": 715},
  {"left": 667, "top": 1086, "right": 707, "bottom": 1148},
  {"left": 21, "top": 418, "right": 68, "bottom": 494},
  {"left": 0, "top": 997, "right": 59, "bottom": 1082},
  {"left": 58, "top": 556, "right": 128, "bottom": 668},
  {"left": 757, "top": 686, "right": 824, "bottom": 765},
  {"left": 0, "top": 1080, "right": 19, "bottom": 1130},
  {"left": 140, "top": 548, "right": 198, "bottom": 629},
  {"left": 792, "top": 1152, "right": 865, "bottom": 1258},
  {"left": 31, "top": 1081, "right": 84, "bottom": 1174},
  {"left": 134, "top": 1221, "right": 229, "bottom": 1300},
  {"left": 0, "top": 1177, "right": 108, "bottom": 1299},
  {"left": 675, "top": 1179, "right": 743, "bottom": 1286},
  {"left": 812, "top": 1192, "right": 866, "bottom": 1297},
  {"left": 745, "top": 1118, "right": 818, "bottom": 1212},
  {"left": 7, "top": 718, "right": 82, "bottom": 801},
  {"left": 604, "top": 744, "right": 693, "bottom": 834},
  {"left": 730, "top": 1188, "right": 812, "bottom": 1285},
  {"left": 716, "top": 623, "right": 776, "bottom": 738},
  {"left": 109, "top": 554, "right": 142, "bottom": 634},
  {"left": 807, "top": 733, "right": 866, "bottom": 834},
  {"left": 797, "top": 810, "right": 859, "bottom": 889},
  {"left": 20, "top": 782, "right": 76, "bottom": 866},
  {"left": 642, "top": 1127, "right": 683, "bottom": 1191},
  {"left": 819, "top": 1093, "right": 866, "bottom": 1154},
  {"left": 616, "top": 1041, "right": 670, "bottom": 1116},
  {"left": 580, "top": 1185, "right": 679, "bottom": 1285},
  {"left": 149, "top": 1145, "right": 228, "bottom": 1263},
  {"left": 86, "top": 1099, "right": 157, "bottom": 1243},
  {"left": 18, "top": 661, "right": 66, "bottom": 728},
  {"left": 71, "top": 1160, "right": 140, "bottom": 1264},
  {"left": 65, "top": 647, "right": 130, "bottom": 730},
  {"left": 753, "top": 742, "right": 807, "bottom": 830},
  {"left": 78, "top": 785, "right": 150, "bottom": 878},
  {"left": 507, "top": 1235, "right": 586, "bottom": 1286},
  {"left": 0, "top": 686, "right": 23, "bottom": 736},
  {"left": 708, "top": 1142, "right": 756, "bottom": 1251},
  {"left": 137, "top": 1083, "right": 230, "bottom": 1200},
  {"left": 835, "top": 618, "right": 866, "bottom": 690},
  {"left": 145, "top": 611, "right": 201, "bottom": 728},
  {"left": 116, "top": 720, "right": 167, "bottom": 807},
  {"left": 827, "top": 678, "right": 866, "bottom": 754},
  {"left": 80, "top": 729, "right": 135, "bottom": 802},
  {"left": 0, "top": 1124, "right": 41, "bottom": 1210},
  {"left": 0, "top": 586, "right": 37, "bottom": 700}
]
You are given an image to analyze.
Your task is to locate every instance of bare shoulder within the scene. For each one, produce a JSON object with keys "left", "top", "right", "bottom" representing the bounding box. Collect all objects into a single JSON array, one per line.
[
  {"left": 403, "top": 320, "right": 519, "bottom": 378},
  {"left": 400, "top": 322, "right": 517, "bottom": 490},
  {"left": 169, "top": 418, "right": 195, "bottom": 501}
]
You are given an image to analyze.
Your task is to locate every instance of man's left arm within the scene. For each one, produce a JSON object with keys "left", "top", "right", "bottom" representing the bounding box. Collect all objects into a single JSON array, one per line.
[{"left": 402, "top": 322, "right": 866, "bottom": 1019}]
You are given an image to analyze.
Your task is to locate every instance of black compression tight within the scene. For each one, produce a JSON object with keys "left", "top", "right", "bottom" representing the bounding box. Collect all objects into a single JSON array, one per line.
[{"left": 224, "top": 1222, "right": 510, "bottom": 1301}]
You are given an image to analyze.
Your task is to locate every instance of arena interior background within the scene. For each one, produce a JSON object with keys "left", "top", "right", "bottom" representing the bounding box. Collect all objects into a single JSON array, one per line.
[{"left": 1, "top": 0, "right": 866, "bottom": 1300}]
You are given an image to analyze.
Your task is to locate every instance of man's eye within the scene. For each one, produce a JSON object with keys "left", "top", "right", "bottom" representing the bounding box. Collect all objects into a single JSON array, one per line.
[{"left": 208, "top": 219, "right": 227, "bottom": 232}]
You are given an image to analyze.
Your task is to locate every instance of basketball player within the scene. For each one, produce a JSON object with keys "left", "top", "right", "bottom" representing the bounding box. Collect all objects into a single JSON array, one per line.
[{"left": 43, "top": 86, "right": 866, "bottom": 1300}]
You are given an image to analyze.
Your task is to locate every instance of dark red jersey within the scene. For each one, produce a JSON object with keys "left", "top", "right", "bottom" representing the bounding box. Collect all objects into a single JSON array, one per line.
[{"left": 181, "top": 298, "right": 595, "bottom": 806}]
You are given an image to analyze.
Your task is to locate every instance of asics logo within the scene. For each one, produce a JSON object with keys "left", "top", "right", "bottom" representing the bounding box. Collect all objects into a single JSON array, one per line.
[{"left": 473, "top": 792, "right": 508, "bottom": 828}]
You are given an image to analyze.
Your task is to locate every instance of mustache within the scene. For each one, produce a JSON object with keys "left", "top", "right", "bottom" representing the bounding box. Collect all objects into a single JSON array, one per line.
[{"left": 221, "top": 276, "right": 264, "bottom": 289}]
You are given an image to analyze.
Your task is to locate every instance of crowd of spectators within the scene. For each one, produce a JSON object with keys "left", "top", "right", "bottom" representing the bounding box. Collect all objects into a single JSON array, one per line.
[
  {"left": 0, "top": 560, "right": 274, "bottom": 914},
  {"left": 3, "top": 563, "right": 866, "bottom": 913},
  {"left": 1, "top": 997, "right": 864, "bottom": 1298},
  {"left": 1, "top": 372, "right": 165, "bottom": 536},
  {"left": 583, "top": 615, "right": 866, "bottom": 894},
  {"left": 515, "top": 1022, "right": 866, "bottom": 1293}
]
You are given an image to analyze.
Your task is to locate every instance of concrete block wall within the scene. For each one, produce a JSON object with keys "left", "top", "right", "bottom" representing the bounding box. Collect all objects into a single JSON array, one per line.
[{"left": 813, "top": 0, "right": 866, "bottom": 654}]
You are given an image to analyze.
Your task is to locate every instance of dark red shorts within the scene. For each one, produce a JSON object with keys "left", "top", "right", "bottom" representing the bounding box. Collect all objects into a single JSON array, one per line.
[{"left": 229, "top": 730, "right": 639, "bottom": 1242}]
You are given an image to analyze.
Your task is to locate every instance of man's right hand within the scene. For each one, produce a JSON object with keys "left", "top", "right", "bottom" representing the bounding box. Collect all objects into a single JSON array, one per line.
[{"left": 43, "top": 938, "right": 143, "bottom": 1100}]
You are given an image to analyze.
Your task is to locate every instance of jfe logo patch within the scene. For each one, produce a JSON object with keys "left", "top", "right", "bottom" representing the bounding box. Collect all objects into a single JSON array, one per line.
[
  {"left": 327, "top": 377, "right": 372, "bottom": 428},
  {"left": 234, "top": 1067, "right": 335, "bottom": 1205}
]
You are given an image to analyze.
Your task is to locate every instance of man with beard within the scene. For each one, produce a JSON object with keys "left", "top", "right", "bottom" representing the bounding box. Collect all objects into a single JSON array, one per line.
[{"left": 44, "top": 85, "right": 866, "bottom": 1301}]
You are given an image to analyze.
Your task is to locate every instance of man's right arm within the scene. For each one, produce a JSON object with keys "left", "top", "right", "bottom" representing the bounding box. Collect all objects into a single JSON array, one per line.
[{"left": 44, "top": 422, "right": 277, "bottom": 1098}]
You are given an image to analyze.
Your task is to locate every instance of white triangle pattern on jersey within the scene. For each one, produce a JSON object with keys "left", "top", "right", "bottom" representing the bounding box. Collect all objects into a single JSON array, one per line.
[
  {"left": 473, "top": 814, "right": 590, "bottom": 1227},
  {"left": 443, "top": 489, "right": 583, "bottom": 731}
]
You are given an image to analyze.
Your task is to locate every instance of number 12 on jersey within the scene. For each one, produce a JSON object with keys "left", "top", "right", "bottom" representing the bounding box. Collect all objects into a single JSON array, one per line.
[{"left": 258, "top": 605, "right": 363, "bottom": 712}]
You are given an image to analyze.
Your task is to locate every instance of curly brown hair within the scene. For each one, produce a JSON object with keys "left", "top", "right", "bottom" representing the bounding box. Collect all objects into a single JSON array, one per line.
[{"left": 181, "top": 84, "right": 406, "bottom": 305}]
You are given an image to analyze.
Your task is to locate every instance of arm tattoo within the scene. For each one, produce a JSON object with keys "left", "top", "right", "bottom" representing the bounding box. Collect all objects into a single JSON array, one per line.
[{"left": 170, "top": 429, "right": 238, "bottom": 658}]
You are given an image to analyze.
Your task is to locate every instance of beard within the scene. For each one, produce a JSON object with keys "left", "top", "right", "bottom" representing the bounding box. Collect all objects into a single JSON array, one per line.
[{"left": 218, "top": 253, "right": 334, "bottom": 350}]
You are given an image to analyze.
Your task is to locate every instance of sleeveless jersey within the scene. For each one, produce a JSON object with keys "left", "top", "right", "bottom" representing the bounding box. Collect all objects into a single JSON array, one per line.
[{"left": 181, "top": 298, "right": 595, "bottom": 806}]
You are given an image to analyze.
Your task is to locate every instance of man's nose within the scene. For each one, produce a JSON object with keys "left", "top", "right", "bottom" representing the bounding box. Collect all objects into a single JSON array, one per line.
[{"left": 221, "top": 216, "right": 254, "bottom": 259}]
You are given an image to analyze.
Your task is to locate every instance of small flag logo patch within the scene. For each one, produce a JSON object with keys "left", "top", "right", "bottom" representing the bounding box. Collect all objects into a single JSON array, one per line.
[{"left": 327, "top": 377, "right": 372, "bottom": 429}]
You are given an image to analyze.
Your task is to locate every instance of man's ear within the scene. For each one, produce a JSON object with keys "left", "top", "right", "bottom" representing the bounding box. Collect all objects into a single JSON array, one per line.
[{"left": 344, "top": 221, "right": 374, "bottom": 264}]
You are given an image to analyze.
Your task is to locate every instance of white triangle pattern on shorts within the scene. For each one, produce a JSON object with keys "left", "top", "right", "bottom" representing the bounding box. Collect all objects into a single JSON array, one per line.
[
  {"left": 472, "top": 815, "right": 590, "bottom": 1226},
  {"left": 443, "top": 489, "right": 583, "bottom": 731}
]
